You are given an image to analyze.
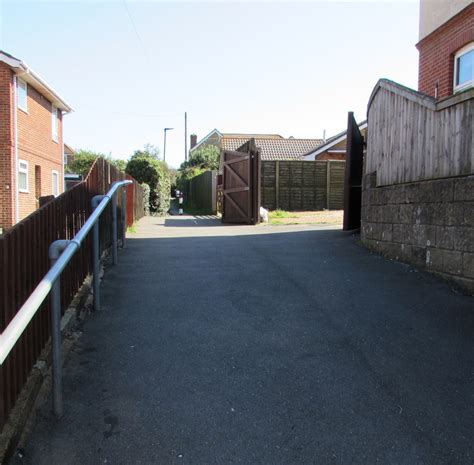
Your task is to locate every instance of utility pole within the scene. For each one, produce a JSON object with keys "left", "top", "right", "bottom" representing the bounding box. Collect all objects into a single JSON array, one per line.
[
  {"left": 163, "top": 127, "right": 174, "bottom": 163},
  {"left": 184, "top": 112, "right": 188, "bottom": 162}
]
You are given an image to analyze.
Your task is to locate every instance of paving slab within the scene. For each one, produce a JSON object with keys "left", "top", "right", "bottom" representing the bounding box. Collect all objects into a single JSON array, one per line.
[{"left": 11, "top": 216, "right": 474, "bottom": 465}]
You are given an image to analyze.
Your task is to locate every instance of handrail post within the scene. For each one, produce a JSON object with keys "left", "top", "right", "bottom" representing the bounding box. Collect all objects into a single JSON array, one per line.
[
  {"left": 112, "top": 190, "right": 118, "bottom": 265},
  {"left": 92, "top": 195, "right": 105, "bottom": 312},
  {"left": 121, "top": 187, "right": 127, "bottom": 248},
  {"left": 49, "top": 239, "right": 71, "bottom": 419}
]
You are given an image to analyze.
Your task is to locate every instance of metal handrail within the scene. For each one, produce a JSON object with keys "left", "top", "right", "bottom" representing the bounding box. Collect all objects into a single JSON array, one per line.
[{"left": 0, "top": 180, "right": 132, "bottom": 417}]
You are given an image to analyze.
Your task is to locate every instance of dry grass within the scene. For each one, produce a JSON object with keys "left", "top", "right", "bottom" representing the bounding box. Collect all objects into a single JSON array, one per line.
[{"left": 267, "top": 209, "right": 343, "bottom": 225}]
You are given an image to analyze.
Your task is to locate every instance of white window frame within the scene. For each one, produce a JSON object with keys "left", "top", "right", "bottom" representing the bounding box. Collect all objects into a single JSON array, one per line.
[
  {"left": 52, "top": 170, "right": 60, "bottom": 196},
  {"left": 52, "top": 104, "right": 58, "bottom": 142},
  {"left": 17, "top": 78, "right": 28, "bottom": 113},
  {"left": 18, "top": 159, "right": 29, "bottom": 193},
  {"left": 453, "top": 42, "right": 474, "bottom": 93}
]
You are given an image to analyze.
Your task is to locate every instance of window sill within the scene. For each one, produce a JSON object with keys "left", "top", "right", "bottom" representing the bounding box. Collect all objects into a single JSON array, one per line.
[
  {"left": 19, "top": 189, "right": 30, "bottom": 194},
  {"left": 18, "top": 106, "right": 28, "bottom": 114},
  {"left": 454, "top": 82, "right": 473, "bottom": 94}
]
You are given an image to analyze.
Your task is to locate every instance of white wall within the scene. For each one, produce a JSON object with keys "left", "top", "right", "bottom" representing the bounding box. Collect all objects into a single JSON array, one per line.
[{"left": 419, "top": 0, "right": 472, "bottom": 41}]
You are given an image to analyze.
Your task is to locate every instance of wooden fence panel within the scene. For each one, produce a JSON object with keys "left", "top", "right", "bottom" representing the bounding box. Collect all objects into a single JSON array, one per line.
[
  {"left": 260, "top": 160, "right": 345, "bottom": 211},
  {"left": 366, "top": 80, "right": 473, "bottom": 186}
]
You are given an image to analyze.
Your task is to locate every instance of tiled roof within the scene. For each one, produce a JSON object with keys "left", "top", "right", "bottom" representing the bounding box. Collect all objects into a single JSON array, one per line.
[
  {"left": 222, "top": 137, "right": 324, "bottom": 161},
  {"left": 222, "top": 133, "right": 284, "bottom": 140}
]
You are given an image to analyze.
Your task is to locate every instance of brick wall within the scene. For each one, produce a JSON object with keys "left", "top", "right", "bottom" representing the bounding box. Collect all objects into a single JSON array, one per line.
[
  {"left": 417, "top": 3, "right": 474, "bottom": 98},
  {"left": 17, "top": 82, "right": 63, "bottom": 220},
  {"left": 361, "top": 174, "right": 474, "bottom": 294},
  {"left": 0, "top": 63, "right": 14, "bottom": 231}
]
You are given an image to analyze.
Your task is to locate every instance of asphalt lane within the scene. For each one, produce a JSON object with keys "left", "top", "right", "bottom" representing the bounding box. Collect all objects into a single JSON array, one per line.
[{"left": 12, "top": 216, "right": 474, "bottom": 465}]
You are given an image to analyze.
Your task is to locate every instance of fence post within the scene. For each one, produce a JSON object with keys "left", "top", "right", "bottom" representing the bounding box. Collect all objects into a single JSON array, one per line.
[
  {"left": 275, "top": 161, "right": 280, "bottom": 210},
  {"left": 112, "top": 191, "right": 118, "bottom": 265},
  {"left": 91, "top": 195, "right": 105, "bottom": 312},
  {"left": 49, "top": 239, "right": 71, "bottom": 419},
  {"left": 121, "top": 188, "right": 127, "bottom": 248},
  {"left": 326, "top": 161, "right": 331, "bottom": 210}
]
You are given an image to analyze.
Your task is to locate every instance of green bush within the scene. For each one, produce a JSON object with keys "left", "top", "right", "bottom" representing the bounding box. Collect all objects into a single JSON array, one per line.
[
  {"left": 66, "top": 150, "right": 98, "bottom": 176},
  {"left": 141, "top": 183, "right": 150, "bottom": 215},
  {"left": 67, "top": 150, "right": 127, "bottom": 177},
  {"left": 177, "top": 145, "right": 220, "bottom": 197},
  {"left": 126, "top": 155, "right": 170, "bottom": 215},
  {"left": 180, "top": 145, "right": 220, "bottom": 171}
]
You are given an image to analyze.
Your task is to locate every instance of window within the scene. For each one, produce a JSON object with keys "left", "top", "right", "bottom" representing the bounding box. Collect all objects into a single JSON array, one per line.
[
  {"left": 454, "top": 43, "right": 474, "bottom": 93},
  {"left": 52, "top": 105, "right": 58, "bottom": 141},
  {"left": 18, "top": 160, "right": 29, "bottom": 192},
  {"left": 52, "top": 170, "right": 60, "bottom": 196},
  {"left": 17, "top": 78, "right": 28, "bottom": 112}
]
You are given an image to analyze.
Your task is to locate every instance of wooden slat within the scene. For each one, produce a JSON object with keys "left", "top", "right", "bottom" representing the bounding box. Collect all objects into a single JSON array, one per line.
[{"left": 366, "top": 83, "right": 473, "bottom": 186}]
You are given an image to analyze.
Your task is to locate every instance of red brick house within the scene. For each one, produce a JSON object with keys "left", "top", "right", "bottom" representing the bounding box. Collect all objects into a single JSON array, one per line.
[
  {"left": 417, "top": 1, "right": 473, "bottom": 98},
  {"left": 302, "top": 121, "right": 367, "bottom": 161},
  {"left": 0, "top": 51, "right": 72, "bottom": 232}
]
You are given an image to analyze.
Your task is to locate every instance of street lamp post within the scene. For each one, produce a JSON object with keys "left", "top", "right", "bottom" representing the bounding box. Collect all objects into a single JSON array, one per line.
[{"left": 163, "top": 127, "right": 174, "bottom": 163}]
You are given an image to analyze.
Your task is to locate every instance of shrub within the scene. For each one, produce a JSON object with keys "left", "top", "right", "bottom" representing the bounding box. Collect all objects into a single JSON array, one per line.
[
  {"left": 126, "top": 155, "right": 170, "bottom": 215},
  {"left": 141, "top": 183, "right": 150, "bottom": 215}
]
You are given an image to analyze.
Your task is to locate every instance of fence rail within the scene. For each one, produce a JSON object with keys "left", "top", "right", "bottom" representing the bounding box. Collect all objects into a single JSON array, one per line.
[{"left": 0, "top": 158, "right": 144, "bottom": 430}]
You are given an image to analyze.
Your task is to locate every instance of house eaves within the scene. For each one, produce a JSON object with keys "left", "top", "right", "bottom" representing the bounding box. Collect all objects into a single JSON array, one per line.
[
  {"left": 302, "top": 121, "right": 367, "bottom": 160},
  {"left": 189, "top": 129, "right": 223, "bottom": 154},
  {"left": 0, "top": 50, "right": 73, "bottom": 113}
]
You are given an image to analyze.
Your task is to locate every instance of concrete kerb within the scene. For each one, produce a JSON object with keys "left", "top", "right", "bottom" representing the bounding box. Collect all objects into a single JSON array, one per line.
[{"left": 0, "top": 249, "right": 112, "bottom": 464}]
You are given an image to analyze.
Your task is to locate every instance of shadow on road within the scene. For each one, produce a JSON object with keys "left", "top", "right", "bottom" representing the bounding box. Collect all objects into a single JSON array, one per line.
[
  {"left": 12, "top": 225, "right": 474, "bottom": 465},
  {"left": 163, "top": 216, "right": 223, "bottom": 228}
]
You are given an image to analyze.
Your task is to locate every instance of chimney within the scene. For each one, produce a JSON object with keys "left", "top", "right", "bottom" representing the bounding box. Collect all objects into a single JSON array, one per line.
[{"left": 190, "top": 134, "right": 197, "bottom": 149}]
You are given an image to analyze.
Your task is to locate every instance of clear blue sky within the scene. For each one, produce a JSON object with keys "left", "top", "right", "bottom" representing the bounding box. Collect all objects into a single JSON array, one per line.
[{"left": 0, "top": 0, "right": 420, "bottom": 168}]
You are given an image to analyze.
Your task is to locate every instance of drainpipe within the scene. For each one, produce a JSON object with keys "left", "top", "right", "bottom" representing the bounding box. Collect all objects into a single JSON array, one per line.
[{"left": 12, "top": 75, "right": 19, "bottom": 224}]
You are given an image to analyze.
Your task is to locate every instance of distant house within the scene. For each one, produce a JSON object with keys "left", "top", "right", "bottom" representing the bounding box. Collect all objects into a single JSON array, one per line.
[
  {"left": 0, "top": 50, "right": 73, "bottom": 231},
  {"left": 64, "top": 143, "right": 75, "bottom": 167},
  {"left": 190, "top": 130, "right": 323, "bottom": 161},
  {"left": 417, "top": 1, "right": 473, "bottom": 98},
  {"left": 302, "top": 121, "right": 367, "bottom": 161}
]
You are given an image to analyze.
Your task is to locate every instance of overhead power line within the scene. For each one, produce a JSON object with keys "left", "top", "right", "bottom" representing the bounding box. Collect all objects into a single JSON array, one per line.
[{"left": 123, "top": 0, "right": 151, "bottom": 64}]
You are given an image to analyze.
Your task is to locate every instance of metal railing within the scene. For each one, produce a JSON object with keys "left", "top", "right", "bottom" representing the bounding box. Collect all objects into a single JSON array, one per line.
[{"left": 0, "top": 180, "right": 132, "bottom": 418}]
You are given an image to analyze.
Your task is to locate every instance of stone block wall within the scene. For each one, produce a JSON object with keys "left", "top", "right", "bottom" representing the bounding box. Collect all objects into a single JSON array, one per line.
[{"left": 361, "top": 173, "right": 474, "bottom": 294}]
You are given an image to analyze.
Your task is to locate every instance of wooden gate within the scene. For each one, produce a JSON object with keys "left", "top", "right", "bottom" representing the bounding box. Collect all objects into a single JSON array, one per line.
[
  {"left": 222, "top": 138, "right": 261, "bottom": 224},
  {"left": 343, "top": 112, "right": 365, "bottom": 230}
]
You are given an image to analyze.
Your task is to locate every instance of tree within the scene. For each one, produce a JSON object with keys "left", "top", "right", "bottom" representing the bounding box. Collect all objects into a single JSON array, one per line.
[
  {"left": 130, "top": 143, "right": 161, "bottom": 160},
  {"left": 176, "top": 145, "right": 220, "bottom": 195},
  {"left": 180, "top": 145, "right": 220, "bottom": 171},
  {"left": 110, "top": 158, "right": 127, "bottom": 172},
  {"left": 67, "top": 150, "right": 128, "bottom": 176},
  {"left": 66, "top": 150, "right": 100, "bottom": 176},
  {"left": 126, "top": 150, "right": 170, "bottom": 215}
]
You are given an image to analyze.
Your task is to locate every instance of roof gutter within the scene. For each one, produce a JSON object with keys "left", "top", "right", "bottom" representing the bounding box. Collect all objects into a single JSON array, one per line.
[{"left": 0, "top": 51, "right": 73, "bottom": 113}]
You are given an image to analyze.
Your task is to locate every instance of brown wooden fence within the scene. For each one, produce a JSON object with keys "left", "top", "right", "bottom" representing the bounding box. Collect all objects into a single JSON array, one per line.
[
  {"left": 366, "top": 79, "right": 474, "bottom": 186},
  {"left": 261, "top": 160, "right": 345, "bottom": 211},
  {"left": 0, "top": 158, "right": 144, "bottom": 430}
]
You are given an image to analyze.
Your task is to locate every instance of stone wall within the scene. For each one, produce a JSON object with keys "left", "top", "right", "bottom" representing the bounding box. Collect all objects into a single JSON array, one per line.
[{"left": 361, "top": 173, "right": 474, "bottom": 294}]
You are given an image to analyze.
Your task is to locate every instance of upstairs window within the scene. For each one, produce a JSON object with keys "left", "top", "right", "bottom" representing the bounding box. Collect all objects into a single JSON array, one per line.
[
  {"left": 17, "top": 78, "right": 28, "bottom": 112},
  {"left": 18, "top": 160, "right": 29, "bottom": 192},
  {"left": 52, "top": 105, "right": 59, "bottom": 141},
  {"left": 454, "top": 43, "right": 474, "bottom": 93}
]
